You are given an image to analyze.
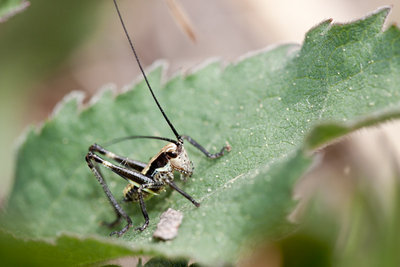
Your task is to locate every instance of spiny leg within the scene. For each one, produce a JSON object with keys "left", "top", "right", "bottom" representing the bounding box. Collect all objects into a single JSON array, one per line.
[
  {"left": 86, "top": 152, "right": 132, "bottom": 237},
  {"left": 180, "top": 135, "right": 231, "bottom": 159},
  {"left": 94, "top": 166, "right": 123, "bottom": 228},
  {"left": 89, "top": 143, "right": 147, "bottom": 171}
]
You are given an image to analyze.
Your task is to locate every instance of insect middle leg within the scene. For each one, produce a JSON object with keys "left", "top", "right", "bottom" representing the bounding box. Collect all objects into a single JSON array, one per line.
[
  {"left": 133, "top": 179, "right": 200, "bottom": 230},
  {"left": 132, "top": 182, "right": 165, "bottom": 231}
]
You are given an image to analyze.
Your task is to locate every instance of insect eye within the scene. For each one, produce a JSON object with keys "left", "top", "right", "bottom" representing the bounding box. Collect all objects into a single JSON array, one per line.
[{"left": 166, "top": 151, "right": 178, "bottom": 158}]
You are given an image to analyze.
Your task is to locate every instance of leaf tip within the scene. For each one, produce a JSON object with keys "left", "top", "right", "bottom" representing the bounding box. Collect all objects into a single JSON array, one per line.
[
  {"left": 51, "top": 90, "right": 85, "bottom": 119},
  {"left": 87, "top": 84, "right": 116, "bottom": 107},
  {"left": 121, "top": 60, "right": 169, "bottom": 94},
  {"left": 359, "top": 6, "right": 391, "bottom": 31}
]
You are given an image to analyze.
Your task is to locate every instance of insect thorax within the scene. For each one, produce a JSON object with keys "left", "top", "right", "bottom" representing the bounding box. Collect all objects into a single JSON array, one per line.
[
  {"left": 142, "top": 142, "right": 194, "bottom": 179},
  {"left": 123, "top": 142, "right": 194, "bottom": 202}
]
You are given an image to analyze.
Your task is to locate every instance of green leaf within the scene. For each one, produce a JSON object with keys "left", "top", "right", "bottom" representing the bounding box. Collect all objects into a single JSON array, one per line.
[
  {"left": 2, "top": 6, "right": 400, "bottom": 265},
  {"left": 305, "top": 108, "right": 400, "bottom": 151},
  {"left": 0, "top": 229, "right": 134, "bottom": 266},
  {"left": 0, "top": 0, "right": 29, "bottom": 22}
]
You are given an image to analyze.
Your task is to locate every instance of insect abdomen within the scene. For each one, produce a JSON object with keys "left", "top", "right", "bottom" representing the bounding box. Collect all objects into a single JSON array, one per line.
[
  {"left": 123, "top": 183, "right": 165, "bottom": 202},
  {"left": 124, "top": 184, "right": 148, "bottom": 202}
]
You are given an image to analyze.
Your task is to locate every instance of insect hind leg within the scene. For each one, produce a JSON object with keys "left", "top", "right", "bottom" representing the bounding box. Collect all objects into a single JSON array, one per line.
[
  {"left": 85, "top": 151, "right": 133, "bottom": 237},
  {"left": 89, "top": 143, "right": 147, "bottom": 171}
]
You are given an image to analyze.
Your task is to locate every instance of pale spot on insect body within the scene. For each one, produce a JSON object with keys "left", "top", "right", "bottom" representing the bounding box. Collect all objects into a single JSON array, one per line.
[
  {"left": 104, "top": 161, "right": 113, "bottom": 168},
  {"left": 105, "top": 151, "right": 117, "bottom": 159}
]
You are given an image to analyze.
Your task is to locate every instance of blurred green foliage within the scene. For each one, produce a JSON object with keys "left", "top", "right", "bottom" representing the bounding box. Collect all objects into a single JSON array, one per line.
[
  {"left": 0, "top": 0, "right": 106, "bottom": 203},
  {"left": 275, "top": 178, "right": 400, "bottom": 267}
]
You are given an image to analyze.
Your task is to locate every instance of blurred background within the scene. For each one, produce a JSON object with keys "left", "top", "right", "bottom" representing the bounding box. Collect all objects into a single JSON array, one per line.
[{"left": 1, "top": 0, "right": 400, "bottom": 265}]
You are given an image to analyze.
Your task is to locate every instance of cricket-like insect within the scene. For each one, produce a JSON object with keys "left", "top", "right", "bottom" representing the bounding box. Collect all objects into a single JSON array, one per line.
[{"left": 85, "top": 0, "right": 230, "bottom": 237}]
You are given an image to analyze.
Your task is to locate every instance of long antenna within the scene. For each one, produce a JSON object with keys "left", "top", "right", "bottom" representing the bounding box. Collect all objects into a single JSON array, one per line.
[{"left": 112, "top": 0, "right": 181, "bottom": 140}]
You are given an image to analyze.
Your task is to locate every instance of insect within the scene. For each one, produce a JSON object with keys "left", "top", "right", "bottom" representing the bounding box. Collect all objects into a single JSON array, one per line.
[{"left": 85, "top": 0, "right": 230, "bottom": 237}]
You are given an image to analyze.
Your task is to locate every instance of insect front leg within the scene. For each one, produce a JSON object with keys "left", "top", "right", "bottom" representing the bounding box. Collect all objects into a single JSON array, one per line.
[
  {"left": 180, "top": 135, "right": 231, "bottom": 159},
  {"left": 85, "top": 151, "right": 132, "bottom": 237},
  {"left": 166, "top": 179, "right": 200, "bottom": 207}
]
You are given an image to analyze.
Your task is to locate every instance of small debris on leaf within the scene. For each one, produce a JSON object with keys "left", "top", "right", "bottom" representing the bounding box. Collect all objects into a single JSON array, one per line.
[{"left": 153, "top": 208, "right": 183, "bottom": 241}]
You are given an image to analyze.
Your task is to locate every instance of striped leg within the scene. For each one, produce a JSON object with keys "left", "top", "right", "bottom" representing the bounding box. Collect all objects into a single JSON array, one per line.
[
  {"left": 85, "top": 152, "right": 132, "bottom": 237},
  {"left": 89, "top": 143, "right": 147, "bottom": 171}
]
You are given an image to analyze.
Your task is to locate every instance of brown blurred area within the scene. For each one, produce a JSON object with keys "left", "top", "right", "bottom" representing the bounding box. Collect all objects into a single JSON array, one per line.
[{"left": 26, "top": 0, "right": 400, "bottom": 122}]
